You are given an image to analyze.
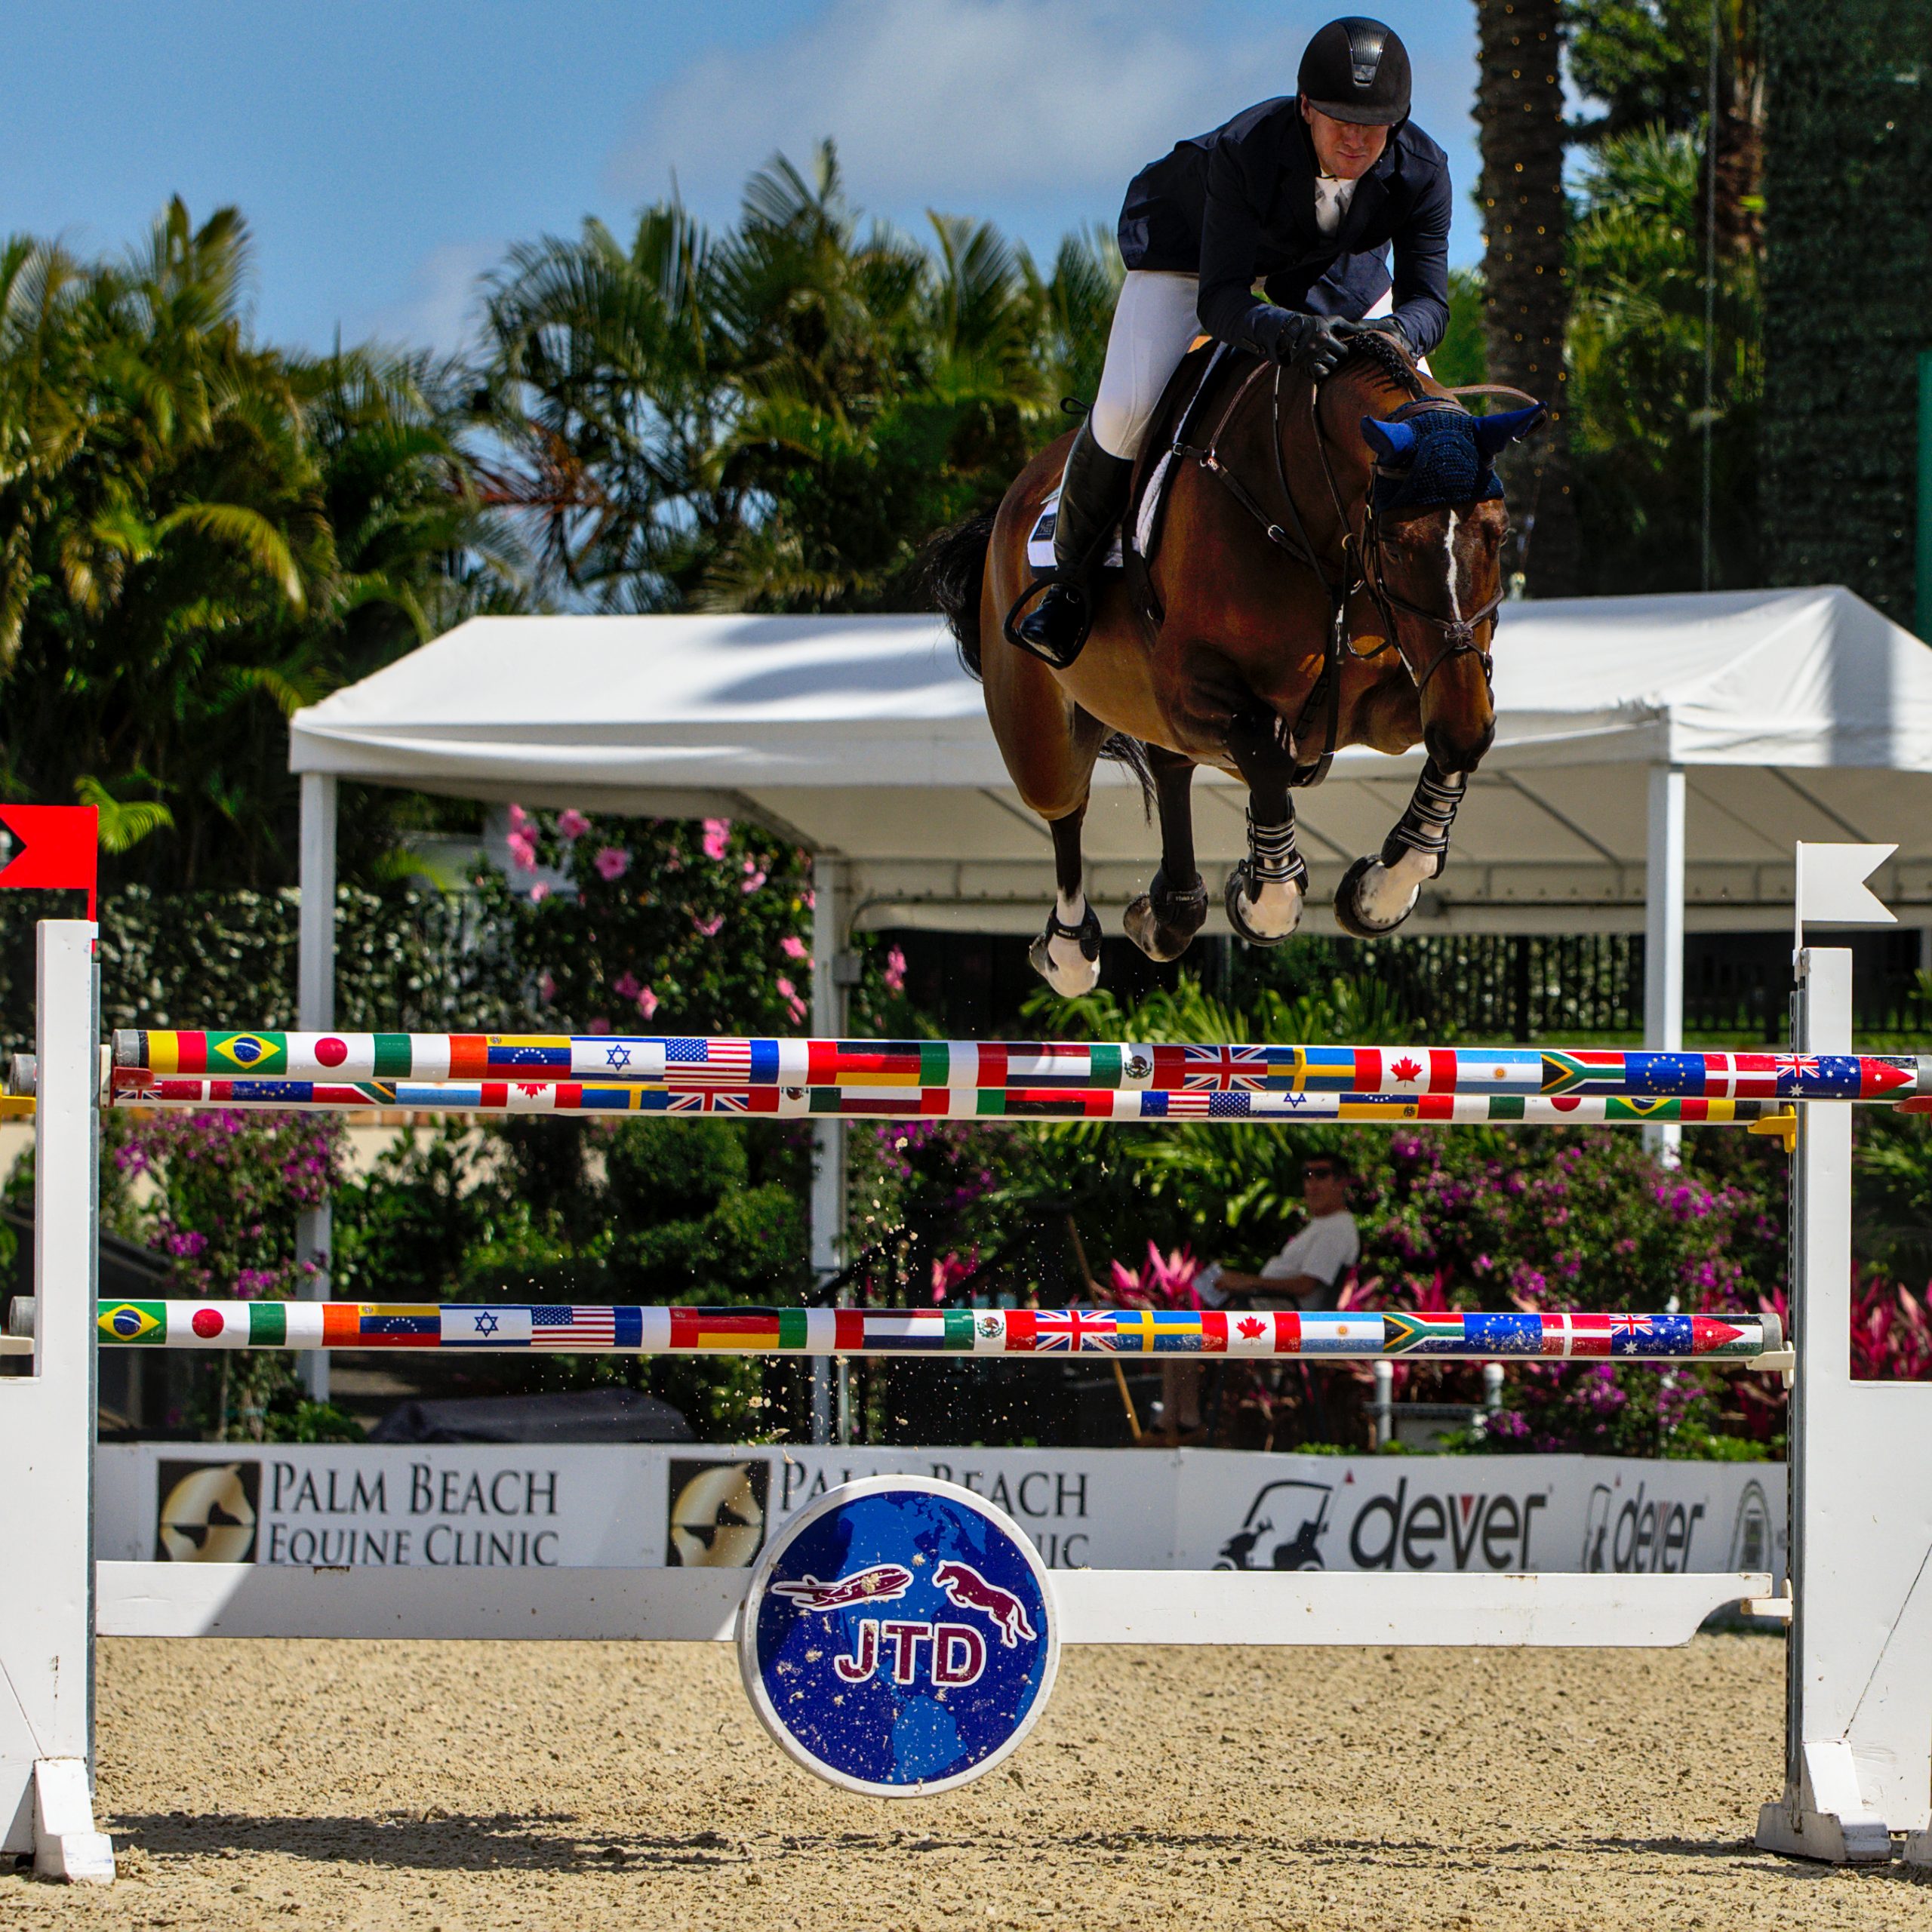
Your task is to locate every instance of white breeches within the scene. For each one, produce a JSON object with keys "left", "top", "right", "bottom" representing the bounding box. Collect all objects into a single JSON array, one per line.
[
  {"left": 1090, "top": 271, "right": 1204, "bottom": 460},
  {"left": 1088, "top": 272, "right": 1415, "bottom": 463}
]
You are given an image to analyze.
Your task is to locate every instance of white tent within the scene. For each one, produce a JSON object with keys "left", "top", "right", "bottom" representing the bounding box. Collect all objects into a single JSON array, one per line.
[
  {"left": 285, "top": 583, "right": 1932, "bottom": 1417},
  {"left": 292, "top": 583, "right": 1932, "bottom": 961}
]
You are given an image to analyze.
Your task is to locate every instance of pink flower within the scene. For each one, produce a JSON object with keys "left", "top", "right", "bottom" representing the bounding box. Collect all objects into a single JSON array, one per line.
[
  {"left": 508, "top": 803, "right": 534, "bottom": 835},
  {"left": 802, "top": 888, "right": 815, "bottom": 909},
  {"left": 506, "top": 830, "right": 537, "bottom": 873},
  {"left": 538, "top": 971, "right": 556, "bottom": 1004},
  {"left": 702, "top": 818, "right": 732, "bottom": 861},
  {"left": 594, "top": 846, "right": 630, "bottom": 882},
  {"left": 693, "top": 913, "right": 724, "bottom": 938},
  {"left": 775, "top": 975, "right": 807, "bottom": 1023},
  {"left": 635, "top": 985, "right": 660, "bottom": 1021},
  {"left": 884, "top": 946, "right": 907, "bottom": 996},
  {"left": 528, "top": 881, "right": 552, "bottom": 903},
  {"left": 557, "top": 808, "right": 590, "bottom": 841},
  {"left": 780, "top": 935, "right": 809, "bottom": 961},
  {"left": 613, "top": 971, "right": 641, "bottom": 1000},
  {"left": 587, "top": 1017, "right": 611, "bottom": 1035},
  {"left": 740, "top": 860, "right": 767, "bottom": 895}
]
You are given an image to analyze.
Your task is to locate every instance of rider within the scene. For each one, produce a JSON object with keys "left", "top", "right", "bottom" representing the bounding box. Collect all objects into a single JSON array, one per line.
[{"left": 1014, "top": 17, "right": 1453, "bottom": 669}]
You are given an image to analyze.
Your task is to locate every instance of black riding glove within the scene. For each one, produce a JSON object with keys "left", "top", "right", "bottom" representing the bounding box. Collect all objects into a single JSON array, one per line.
[
  {"left": 1247, "top": 306, "right": 1347, "bottom": 379},
  {"left": 1334, "top": 314, "right": 1414, "bottom": 359}
]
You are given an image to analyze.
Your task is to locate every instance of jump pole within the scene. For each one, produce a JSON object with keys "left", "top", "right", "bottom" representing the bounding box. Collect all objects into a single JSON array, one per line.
[{"left": 6, "top": 915, "right": 1932, "bottom": 1874}]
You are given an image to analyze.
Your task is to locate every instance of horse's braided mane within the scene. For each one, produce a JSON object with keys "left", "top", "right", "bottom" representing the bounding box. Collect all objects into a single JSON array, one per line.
[{"left": 1342, "top": 327, "right": 1427, "bottom": 400}]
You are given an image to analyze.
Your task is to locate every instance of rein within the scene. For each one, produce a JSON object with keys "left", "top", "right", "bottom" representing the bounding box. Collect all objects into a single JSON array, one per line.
[{"left": 1176, "top": 353, "right": 1520, "bottom": 780}]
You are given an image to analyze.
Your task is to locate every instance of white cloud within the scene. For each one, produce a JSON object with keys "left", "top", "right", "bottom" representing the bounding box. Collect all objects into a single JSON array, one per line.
[
  {"left": 365, "top": 238, "right": 503, "bottom": 355},
  {"left": 608, "top": 0, "right": 1313, "bottom": 232}
]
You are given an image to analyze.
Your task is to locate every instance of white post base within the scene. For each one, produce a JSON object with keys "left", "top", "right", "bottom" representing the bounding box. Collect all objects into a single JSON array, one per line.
[
  {"left": 1755, "top": 1740, "right": 1898, "bottom": 1865},
  {"left": 31, "top": 1758, "right": 114, "bottom": 1884}
]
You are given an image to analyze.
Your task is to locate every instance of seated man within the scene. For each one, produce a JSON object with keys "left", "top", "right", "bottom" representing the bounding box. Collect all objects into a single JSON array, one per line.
[
  {"left": 1158, "top": 1155, "right": 1361, "bottom": 1438},
  {"left": 1202, "top": 1154, "right": 1360, "bottom": 1312}
]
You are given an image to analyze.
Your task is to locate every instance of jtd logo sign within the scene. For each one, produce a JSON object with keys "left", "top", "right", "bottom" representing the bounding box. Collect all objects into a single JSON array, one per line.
[{"left": 835, "top": 1619, "right": 987, "bottom": 1686}]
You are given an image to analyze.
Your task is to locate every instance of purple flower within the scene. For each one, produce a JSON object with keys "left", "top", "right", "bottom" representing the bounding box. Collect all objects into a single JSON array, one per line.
[{"left": 593, "top": 846, "right": 630, "bottom": 883}]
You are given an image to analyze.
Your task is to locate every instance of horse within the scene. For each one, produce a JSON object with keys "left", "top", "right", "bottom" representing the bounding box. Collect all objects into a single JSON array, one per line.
[{"left": 927, "top": 331, "right": 1543, "bottom": 994}]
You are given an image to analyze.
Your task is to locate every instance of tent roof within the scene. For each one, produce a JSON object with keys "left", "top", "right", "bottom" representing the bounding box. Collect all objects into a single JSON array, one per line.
[{"left": 290, "top": 586, "right": 1932, "bottom": 934}]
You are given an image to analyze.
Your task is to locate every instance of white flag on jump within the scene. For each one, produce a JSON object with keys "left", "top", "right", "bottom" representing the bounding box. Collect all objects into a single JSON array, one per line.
[{"left": 1794, "top": 841, "right": 1897, "bottom": 949}]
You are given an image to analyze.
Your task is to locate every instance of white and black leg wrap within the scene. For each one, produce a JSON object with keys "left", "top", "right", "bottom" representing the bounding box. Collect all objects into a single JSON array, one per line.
[
  {"left": 1337, "top": 758, "right": 1466, "bottom": 938},
  {"left": 1225, "top": 811, "right": 1307, "bottom": 945},
  {"left": 1380, "top": 758, "right": 1466, "bottom": 877}
]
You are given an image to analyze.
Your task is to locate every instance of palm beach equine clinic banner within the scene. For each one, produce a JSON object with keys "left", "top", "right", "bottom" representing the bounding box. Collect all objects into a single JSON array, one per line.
[{"left": 97, "top": 1444, "right": 1785, "bottom": 1585}]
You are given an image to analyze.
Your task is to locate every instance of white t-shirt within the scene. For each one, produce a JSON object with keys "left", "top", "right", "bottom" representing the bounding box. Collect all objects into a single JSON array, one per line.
[{"left": 1260, "top": 1211, "right": 1361, "bottom": 1294}]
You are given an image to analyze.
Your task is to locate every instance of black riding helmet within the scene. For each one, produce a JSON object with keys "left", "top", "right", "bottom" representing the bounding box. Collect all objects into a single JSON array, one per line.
[{"left": 1297, "top": 17, "right": 1412, "bottom": 127}]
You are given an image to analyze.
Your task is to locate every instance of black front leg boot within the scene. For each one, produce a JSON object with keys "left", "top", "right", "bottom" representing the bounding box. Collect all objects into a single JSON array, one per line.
[{"left": 1006, "top": 419, "right": 1134, "bottom": 670}]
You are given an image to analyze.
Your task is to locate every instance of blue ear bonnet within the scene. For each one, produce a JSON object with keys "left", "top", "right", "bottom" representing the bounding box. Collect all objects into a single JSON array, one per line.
[{"left": 1361, "top": 404, "right": 1545, "bottom": 514}]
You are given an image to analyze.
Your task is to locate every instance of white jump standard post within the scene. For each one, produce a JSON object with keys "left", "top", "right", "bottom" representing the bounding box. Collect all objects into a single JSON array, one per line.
[
  {"left": 1757, "top": 943, "right": 1932, "bottom": 1864},
  {"left": 0, "top": 921, "right": 113, "bottom": 1882}
]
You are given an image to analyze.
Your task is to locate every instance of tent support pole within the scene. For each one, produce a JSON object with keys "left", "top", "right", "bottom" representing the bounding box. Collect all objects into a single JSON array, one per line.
[
  {"left": 809, "top": 857, "right": 848, "bottom": 1444},
  {"left": 1644, "top": 763, "right": 1686, "bottom": 1164},
  {"left": 296, "top": 773, "right": 337, "bottom": 1404}
]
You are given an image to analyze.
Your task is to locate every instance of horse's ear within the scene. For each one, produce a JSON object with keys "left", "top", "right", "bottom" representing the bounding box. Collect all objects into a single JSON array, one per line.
[
  {"left": 1361, "top": 417, "right": 1419, "bottom": 465},
  {"left": 1472, "top": 404, "right": 1546, "bottom": 458}
]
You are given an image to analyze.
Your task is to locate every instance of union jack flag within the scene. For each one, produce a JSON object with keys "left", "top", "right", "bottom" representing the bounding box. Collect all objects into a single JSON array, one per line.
[
  {"left": 531, "top": 1306, "right": 617, "bottom": 1349},
  {"left": 1032, "top": 1309, "right": 1118, "bottom": 1352},
  {"left": 1181, "top": 1044, "right": 1272, "bottom": 1091},
  {"left": 664, "top": 1038, "right": 753, "bottom": 1082},
  {"left": 665, "top": 1090, "right": 751, "bottom": 1112},
  {"left": 1774, "top": 1055, "right": 1822, "bottom": 1083}
]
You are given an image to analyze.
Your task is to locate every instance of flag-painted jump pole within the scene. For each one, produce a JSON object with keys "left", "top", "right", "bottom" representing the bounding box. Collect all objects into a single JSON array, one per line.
[
  {"left": 23, "top": 1300, "right": 1784, "bottom": 1362},
  {"left": 104, "top": 1030, "right": 1932, "bottom": 1100},
  {"left": 84, "top": 1074, "right": 1801, "bottom": 1130}
]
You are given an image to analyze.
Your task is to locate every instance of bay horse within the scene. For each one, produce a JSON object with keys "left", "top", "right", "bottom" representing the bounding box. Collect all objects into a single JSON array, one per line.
[{"left": 927, "top": 332, "right": 1542, "bottom": 994}]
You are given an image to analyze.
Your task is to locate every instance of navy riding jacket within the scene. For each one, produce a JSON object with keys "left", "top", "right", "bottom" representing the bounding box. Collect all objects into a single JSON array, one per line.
[{"left": 1117, "top": 97, "right": 1453, "bottom": 358}]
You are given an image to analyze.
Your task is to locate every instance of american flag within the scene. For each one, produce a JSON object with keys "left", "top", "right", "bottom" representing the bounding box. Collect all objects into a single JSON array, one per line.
[
  {"left": 1032, "top": 1309, "right": 1118, "bottom": 1352},
  {"left": 531, "top": 1305, "right": 617, "bottom": 1349},
  {"left": 665, "top": 1038, "right": 753, "bottom": 1082},
  {"left": 1181, "top": 1044, "right": 1272, "bottom": 1091}
]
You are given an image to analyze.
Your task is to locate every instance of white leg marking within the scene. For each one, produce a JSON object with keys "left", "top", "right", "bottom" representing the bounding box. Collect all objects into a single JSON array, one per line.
[
  {"left": 1239, "top": 874, "right": 1304, "bottom": 940},
  {"left": 1043, "top": 888, "right": 1100, "bottom": 994},
  {"left": 1353, "top": 845, "right": 1435, "bottom": 928}
]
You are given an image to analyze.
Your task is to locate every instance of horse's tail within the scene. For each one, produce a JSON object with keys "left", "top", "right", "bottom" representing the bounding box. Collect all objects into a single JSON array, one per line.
[
  {"left": 1098, "top": 732, "right": 1156, "bottom": 820},
  {"left": 922, "top": 513, "right": 995, "bottom": 681}
]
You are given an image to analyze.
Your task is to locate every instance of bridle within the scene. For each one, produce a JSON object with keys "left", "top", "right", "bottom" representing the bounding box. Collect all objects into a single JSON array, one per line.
[{"left": 1177, "top": 350, "right": 1531, "bottom": 781}]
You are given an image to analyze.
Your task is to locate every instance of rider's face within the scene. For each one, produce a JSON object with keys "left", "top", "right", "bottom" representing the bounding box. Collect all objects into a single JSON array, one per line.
[{"left": 1300, "top": 100, "right": 1390, "bottom": 180}]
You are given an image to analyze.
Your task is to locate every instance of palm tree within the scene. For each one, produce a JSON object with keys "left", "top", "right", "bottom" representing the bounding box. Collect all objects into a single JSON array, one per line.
[{"left": 1473, "top": 0, "right": 1581, "bottom": 594}]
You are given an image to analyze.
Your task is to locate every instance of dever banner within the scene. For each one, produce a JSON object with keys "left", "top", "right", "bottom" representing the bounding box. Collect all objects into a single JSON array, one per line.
[{"left": 96, "top": 1443, "right": 1786, "bottom": 1584}]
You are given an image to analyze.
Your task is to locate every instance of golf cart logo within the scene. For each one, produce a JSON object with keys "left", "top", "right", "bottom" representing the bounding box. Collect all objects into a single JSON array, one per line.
[
  {"left": 1729, "top": 1479, "right": 1775, "bottom": 1573},
  {"left": 1215, "top": 1478, "right": 1334, "bottom": 1571}
]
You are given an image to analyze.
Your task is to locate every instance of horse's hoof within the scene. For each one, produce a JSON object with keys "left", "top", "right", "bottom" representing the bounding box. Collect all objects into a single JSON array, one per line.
[
  {"left": 1334, "top": 855, "right": 1419, "bottom": 939},
  {"left": 1029, "top": 931, "right": 1102, "bottom": 995},
  {"left": 1029, "top": 902, "right": 1103, "bottom": 995},
  {"left": 1223, "top": 864, "right": 1300, "bottom": 946},
  {"left": 1124, "top": 870, "right": 1208, "bottom": 962}
]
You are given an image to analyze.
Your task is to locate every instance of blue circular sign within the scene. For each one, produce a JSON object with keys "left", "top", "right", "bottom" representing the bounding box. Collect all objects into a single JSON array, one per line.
[{"left": 738, "top": 1475, "right": 1060, "bottom": 1795}]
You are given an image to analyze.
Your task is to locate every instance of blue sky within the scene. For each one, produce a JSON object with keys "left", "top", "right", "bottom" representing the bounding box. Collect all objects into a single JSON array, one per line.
[{"left": 2, "top": 1, "right": 1482, "bottom": 357}]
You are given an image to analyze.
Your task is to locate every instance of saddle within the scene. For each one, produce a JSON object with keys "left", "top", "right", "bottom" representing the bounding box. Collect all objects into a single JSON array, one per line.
[{"left": 1023, "top": 340, "right": 1234, "bottom": 592}]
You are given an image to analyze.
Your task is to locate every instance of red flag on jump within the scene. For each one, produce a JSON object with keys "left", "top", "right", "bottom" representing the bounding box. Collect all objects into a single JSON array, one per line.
[{"left": 0, "top": 805, "right": 100, "bottom": 918}]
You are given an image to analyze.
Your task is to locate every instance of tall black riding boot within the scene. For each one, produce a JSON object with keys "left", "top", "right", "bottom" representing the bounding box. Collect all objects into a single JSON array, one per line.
[{"left": 1010, "top": 420, "right": 1134, "bottom": 669}]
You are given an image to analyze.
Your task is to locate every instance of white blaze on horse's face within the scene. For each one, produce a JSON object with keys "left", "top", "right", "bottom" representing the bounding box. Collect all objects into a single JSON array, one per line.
[{"left": 1442, "top": 509, "right": 1463, "bottom": 625}]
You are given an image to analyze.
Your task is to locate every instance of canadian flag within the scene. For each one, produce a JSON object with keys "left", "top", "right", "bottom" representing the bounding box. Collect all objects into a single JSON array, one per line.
[{"left": 0, "top": 806, "right": 98, "bottom": 918}]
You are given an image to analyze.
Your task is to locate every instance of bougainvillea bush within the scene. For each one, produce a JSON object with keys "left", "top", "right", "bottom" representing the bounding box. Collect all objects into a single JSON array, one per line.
[{"left": 103, "top": 1109, "right": 353, "bottom": 1441}]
